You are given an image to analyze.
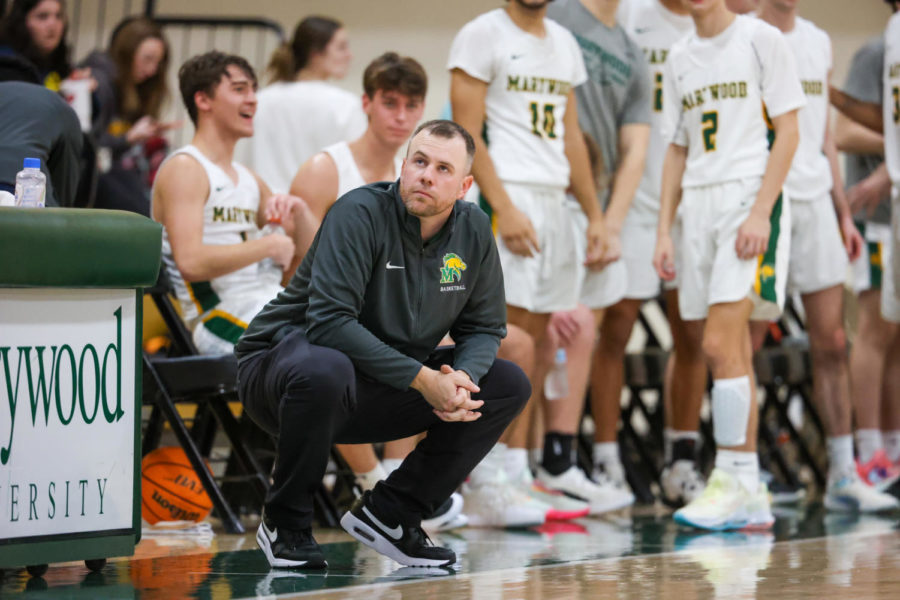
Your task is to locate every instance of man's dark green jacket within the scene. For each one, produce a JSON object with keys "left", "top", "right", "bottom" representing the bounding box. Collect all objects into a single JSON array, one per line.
[{"left": 235, "top": 180, "right": 507, "bottom": 389}]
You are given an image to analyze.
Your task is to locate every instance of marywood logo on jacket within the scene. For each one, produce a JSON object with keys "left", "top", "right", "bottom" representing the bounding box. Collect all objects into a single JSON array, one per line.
[{"left": 440, "top": 253, "right": 467, "bottom": 284}]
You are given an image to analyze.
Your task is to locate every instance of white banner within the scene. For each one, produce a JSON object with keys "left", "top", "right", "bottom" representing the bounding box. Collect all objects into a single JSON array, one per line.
[{"left": 0, "top": 289, "right": 136, "bottom": 539}]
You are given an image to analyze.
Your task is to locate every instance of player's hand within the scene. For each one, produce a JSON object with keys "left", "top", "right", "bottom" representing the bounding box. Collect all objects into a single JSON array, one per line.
[
  {"left": 653, "top": 231, "right": 676, "bottom": 281},
  {"left": 412, "top": 366, "right": 483, "bottom": 422},
  {"left": 839, "top": 213, "right": 864, "bottom": 262},
  {"left": 736, "top": 210, "right": 771, "bottom": 260},
  {"left": 549, "top": 310, "right": 581, "bottom": 348},
  {"left": 497, "top": 205, "right": 540, "bottom": 257},
  {"left": 585, "top": 217, "right": 610, "bottom": 270},
  {"left": 266, "top": 232, "right": 295, "bottom": 269},
  {"left": 848, "top": 176, "right": 887, "bottom": 217}
]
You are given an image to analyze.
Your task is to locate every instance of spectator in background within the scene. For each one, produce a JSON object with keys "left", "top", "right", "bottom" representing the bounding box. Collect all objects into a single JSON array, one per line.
[
  {"left": 0, "top": 0, "right": 78, "bottom": 91},
  {"left": 81, "top": 17, "right": 174, "bottom": 216},
  {"left": 251, "top": 16, "right": 366, "bottom": 193},
  {"left": 0, "top": 54, "right": 82, "bottom": 206}
]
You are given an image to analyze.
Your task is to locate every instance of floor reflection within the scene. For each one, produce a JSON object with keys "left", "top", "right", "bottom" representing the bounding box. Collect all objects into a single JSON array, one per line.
[{"left": 1, "top": 505, "right": 898, "bottom": 599}]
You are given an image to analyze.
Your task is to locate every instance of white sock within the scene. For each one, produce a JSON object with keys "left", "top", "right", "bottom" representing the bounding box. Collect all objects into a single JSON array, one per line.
[
  {"left": 505, "top": 447, "right": 529, "bottom": 480},
  {"left": 715, "top": 449, "right": 758, "bottom": 493},
  {"left": 883, "top": 430, "right": 900, "bottom": 463},
  {"left": 381, "top": 457, "right": 404, "bottom": 476},
  {"left": 529, "top": 447, "right": 543, "bottom": 472},
  {"left": 354, "top": 463, "right": 387, "bottom": 491},
  {"left": 593, "top": 441, "right": 619, "bottom": 467},
  {"left": 469, "top": 443, "right": 506, "bottom": 486},
  {"left": 664, "top": 428, "right": 674, "bottom": 464},
  {"left": 855, "top": 429, "right": 883, "bottom": 464},
  {"left": 827, "top": 435, "right": 856, "bottom": 481}
]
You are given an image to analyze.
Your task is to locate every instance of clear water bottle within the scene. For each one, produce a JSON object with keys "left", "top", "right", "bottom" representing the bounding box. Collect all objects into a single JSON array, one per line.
[
  {"left": 544, "top": 348, "right": 569, "bottom": 401},
  {"left": 14, "top": 157, "right": 46, "bottom": 207},
  {"left": 258, "top": 218, "right": 286, "bottom": 285}
]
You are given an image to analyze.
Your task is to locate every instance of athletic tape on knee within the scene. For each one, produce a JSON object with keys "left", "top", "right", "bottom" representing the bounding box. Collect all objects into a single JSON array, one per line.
[{"left": 711, "top": 376, "right": 751, "bottom": 447}]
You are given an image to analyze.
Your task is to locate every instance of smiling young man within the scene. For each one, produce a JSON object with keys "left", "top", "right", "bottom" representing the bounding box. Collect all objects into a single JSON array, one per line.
[
  {"left": 653, "top": 0, "right": 804, "bottom": 530},
  {"left": 235, "top": 120, "right": 529, "bottom": 569},
  {"left": 152, "top": 51, "right": 317, "bottom": 354}
]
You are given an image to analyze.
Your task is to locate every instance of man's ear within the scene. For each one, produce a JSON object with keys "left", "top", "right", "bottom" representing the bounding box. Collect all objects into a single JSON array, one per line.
[
  {"left": 194, "top": 90, "right": 213, "bottom": 116},
  {"left": 457, "top": 174, "right": 474, "bottom": 200}
]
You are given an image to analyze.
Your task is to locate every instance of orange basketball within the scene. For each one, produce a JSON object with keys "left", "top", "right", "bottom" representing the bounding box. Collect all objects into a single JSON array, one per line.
[{"left": 141, "top": 446, "right": 213, "bottom": 524}]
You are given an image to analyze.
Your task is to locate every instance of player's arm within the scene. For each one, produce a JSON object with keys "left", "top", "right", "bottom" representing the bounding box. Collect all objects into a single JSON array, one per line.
[
  {"left": 289, "top": 152, "right": 341, "bottom": 222},
  {"left": 830, "top": 86, "right": 883, "bottom": 134},
  {"left": 835, "top": 111, "right": 885, "bottom": 156},
  {"left": 605, "top": 122, "right": 650, "bottom": 235},
  {"left": 824, "top": 72, "right": 863, "bottom": 260},
  {"left": 563, "top": 89, "right": 608, "bottom": 267},
  {"left": 153, "top": 155, "right": 291, "bottom": 282},
  {"left": 254, "top": 171, "right": 319, "bottom": 276},
  {"left": 653, "top": 142, "right": 686, "bottom": 281},
  {"left": 450, "top": 68, "right": 540, "bottom": 256},
  {"left": 736, "top": 109, "right": 799, "bottom": 260}
]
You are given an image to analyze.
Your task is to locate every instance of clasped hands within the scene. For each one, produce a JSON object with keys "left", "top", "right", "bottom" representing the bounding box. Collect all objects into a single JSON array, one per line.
[{"left": 412, "top": 364, "right": 483, "bottom": 423}]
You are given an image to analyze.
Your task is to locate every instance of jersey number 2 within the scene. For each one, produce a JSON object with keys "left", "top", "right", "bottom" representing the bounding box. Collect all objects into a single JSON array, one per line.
[
  {"left": 702, "top": 111, "right": 718, "bottom": 152},
  {"left": 530, "top": 102, "right": 557, "bottom": 139}
]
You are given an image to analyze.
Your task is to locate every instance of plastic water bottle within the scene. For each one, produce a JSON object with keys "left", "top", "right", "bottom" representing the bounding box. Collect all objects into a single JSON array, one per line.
[
  {"left": 258, "top": 218, "right": 286, "bottom": 285},
  {"left": 544, "top": 348, "right": 569, "bottom": 400},
  {"left": 14, "top": 158, "right": 46, "bottom": 207}
]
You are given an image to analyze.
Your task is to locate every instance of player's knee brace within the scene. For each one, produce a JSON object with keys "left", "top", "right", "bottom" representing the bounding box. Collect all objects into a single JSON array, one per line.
[{"left": 711, "top": 376, "right": 751, "bottom": 447}]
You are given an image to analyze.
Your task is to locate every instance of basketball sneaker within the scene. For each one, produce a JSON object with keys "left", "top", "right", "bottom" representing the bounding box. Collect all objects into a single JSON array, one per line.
[
  {"left": 856, "top": 449, "right": 900, "bottom": 492},
  {"left": 256, "top": 513, "right": 327, "bottom": 569},
  {"left": 461, "top": 473, "right": 549, "bottom": 528},
  {"left": 592, "top": 458, "right": 635, "bottom": 499},
  {"left": 421, "top": 492, "right": 468, "bottom": 532},
  {"left": 511, "top": 465, "right": 590, "bottom": 521},
  {"left": 674, "top": 468, "right": 774, "bottom": 531},
  {"left": 537, "top": 465, "right": 634, "bottom": 514},
  {"left": 824, "top": 471, "right": 900, "bottom": 513},
  {"left": 340, "top": 491, "right": 456, "bottom": 567},
  {"left": 660, "top": 460, "right": 706, "bottom": 508}
]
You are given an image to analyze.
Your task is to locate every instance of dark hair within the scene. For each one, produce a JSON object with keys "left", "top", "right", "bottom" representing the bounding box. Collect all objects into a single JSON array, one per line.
[
  {"left": 266, "top": 16, "right": 342, "bottom": 83},
  {"left": 178, "top": 51, "right": 257, "bottom": 125},
  {"left": 0, "top": 0, "right": 71, "bottom": 81},
  {"left": 362, "top": 52, "right": 427, "bottom": 100},
  {"left": 108, "top": 17, "right": 169, "bottom": 121},
  {"left": 410, "top": 120, "right": 476, "bottom": 170}
]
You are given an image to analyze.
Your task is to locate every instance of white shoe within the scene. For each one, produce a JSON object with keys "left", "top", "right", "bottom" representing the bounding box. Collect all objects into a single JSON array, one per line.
[
  {"left": 461, "top": 475, "right": 548, "bottom": 528},
  {"left": 661, "top": 460, "right": 706, "bottom": 508},
  {"left": 511, "top": 466, "right": 590, "bottom": 520},
  {"left": 421, "top": 492, "right": 467, "bottom": 532},
  {"left": 674, "top": 468, "right": 773, "bottom": 531},
  {"left": 824, "top": 473, "right": 900, "bottom": 513},
  {"left": 537, "top": 466, "right": 634, "bottom": 514}
]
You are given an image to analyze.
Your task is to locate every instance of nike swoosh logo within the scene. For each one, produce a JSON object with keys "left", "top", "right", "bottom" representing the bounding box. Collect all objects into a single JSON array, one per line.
[
  {"left": 262, "top": 521, "right": 277, "bottom": 543},
  {"left": 511, "top": 54, "right": 525, "bottom": 60},
  {"left": 386, "top": 262, "right": 405, "bottom": 270},
  {"left": 635, "top": 27, "right": 652, "bottom": 33},
  {"left": 215, "top": 186, "right": 226, "bottom": 192},
  {"left": 363, "top": 505, "right": 403, "bottom": 540}
]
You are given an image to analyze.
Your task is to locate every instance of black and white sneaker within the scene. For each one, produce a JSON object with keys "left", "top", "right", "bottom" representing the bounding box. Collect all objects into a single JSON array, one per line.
[
  {"left": 256, "top": 513, "right": 327, "bottom": 569},
  {"left": 421, "top": 492, "right": 468, "bottom": 532},
  {"left": 340, "top": 491, "right": 456, "bottom": 567}
]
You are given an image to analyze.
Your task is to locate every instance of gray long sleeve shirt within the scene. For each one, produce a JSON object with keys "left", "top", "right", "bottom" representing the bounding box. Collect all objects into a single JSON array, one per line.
[{"left": 235, "top": 180, "right": 507, "bottom": 389}]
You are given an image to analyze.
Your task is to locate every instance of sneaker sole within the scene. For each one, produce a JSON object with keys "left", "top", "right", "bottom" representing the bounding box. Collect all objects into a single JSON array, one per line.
[
  {"left": 546, "top": 507, "right": 590, "bottom": 521},
  {"left": 824, "top": 494, "right": 900, "bottom": 513},
  {"left": 340, "top": 511, "right": 455, "bottom": 567},
  {"left": 256, "top": 526, "right": 327, "bottom": 569},
  {"left": 672, "top": 511, "right": 773, "bottom": 532},
  {"left": 587, "top": 495, "right": 635, "bottom": 515}
]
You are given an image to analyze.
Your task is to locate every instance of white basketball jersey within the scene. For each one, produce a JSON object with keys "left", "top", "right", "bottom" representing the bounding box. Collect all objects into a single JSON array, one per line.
[
  {"left": 885, "top": 12, "right": 900, "bottom": 188},
  {"left": 782, "top": 17, "right": 832, "bottom": 201},
  {"left": 448, "top": 9, "right": 587, "bottom": 188},
  {"left": 662, "top": 15, "right": 806, "bottom": 188},
  {"left": 618, "top": 0, "right": 693, "bottom": 222},
  {"left": 159, "top": 145, "right": 262, "bottom": 328},
  {"left": 322, "top": 141, "right": 403, "bottom": 198}
]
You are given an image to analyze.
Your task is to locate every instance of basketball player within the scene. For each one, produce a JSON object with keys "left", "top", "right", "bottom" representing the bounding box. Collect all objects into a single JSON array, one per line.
[
  {"left": 153, "top": 51, "right": 318, "bottom": 355},
  {"left": 832, "top": 0, "right": 900, "bottom": 496},
  {"left": 653, "top": 0, "right": 804, "bottom": 530},
  {"left": 756, "top": 0, "right": 897, "bottom": 512},
  {"left": 449, "top": 0, "right": 618, "bottom": 524},
  {"left": 617, "top": 0, "right": 707, "bottom": 508},
  {"left": 290, "top": 52, "right": 467, "bottom": 529}
]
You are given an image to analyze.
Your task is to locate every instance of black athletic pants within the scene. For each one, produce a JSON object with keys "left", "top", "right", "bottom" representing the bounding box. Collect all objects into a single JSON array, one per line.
[{"left": 236, "top": 330, "right": 530, "bottom": 530}]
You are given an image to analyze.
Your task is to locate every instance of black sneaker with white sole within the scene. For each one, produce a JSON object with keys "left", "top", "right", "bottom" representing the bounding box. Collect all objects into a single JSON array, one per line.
[
  {"left": 256, "top": 514, "right": 327, "bottom": 569},
  {"left": 340, "top": 491, "right": 456, "bottom": 567}
]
